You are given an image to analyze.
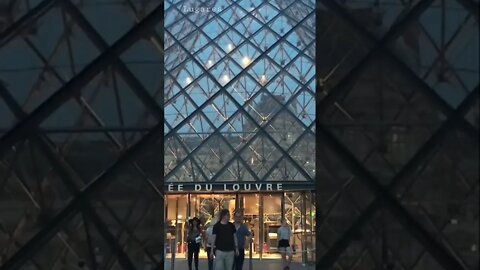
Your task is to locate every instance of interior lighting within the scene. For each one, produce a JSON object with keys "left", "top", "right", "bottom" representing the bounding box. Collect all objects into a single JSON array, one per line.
[
  {"left": 242, "top": 56, "right": 251, "bottom": 67},
  {"left": 185, "top": 77, "right": 192, "bottom": 85},
  {"left": 222, "top": 74, "right": 230, "bottom": 83},
  {"left": 206, "top": 59, "right": 213, "bottom": 67},
  {"left": 227, "top": 43, "right": 234, "bottom": 52},
  {"left": 260, "top": 74, "right": 267, "bottom": 85}
]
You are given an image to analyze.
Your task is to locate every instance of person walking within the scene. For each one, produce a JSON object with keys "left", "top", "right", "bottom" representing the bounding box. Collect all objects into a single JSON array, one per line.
[
  {"left": 186, "top": 217, "right": 202, "bottom": 270},
  {"left": 210, "top": 209, "right": 239, "bottom": 270},
  {"left": 204, "top": 213, "right": 218, "bottom": 270},
  {"left": 277, "top": 218, "right": 293, "bottom": 270},
  {"left": 233, "top": 210, "right": 251, "bottom": 270}
]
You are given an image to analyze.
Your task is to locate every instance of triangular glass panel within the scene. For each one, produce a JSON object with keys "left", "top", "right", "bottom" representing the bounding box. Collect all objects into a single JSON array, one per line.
[
  {"left": 264, "top": 156, "right": 308, "bottom": 182},
  {"left": 268, "top": 41, "right": 300, "bottom": 68},
  {"left": 227, "top": 74, "right": 263, "bottom": 106},
  {"left": 0, "top": 92, "right": 16, "bottom": 130},
  {"left": 52, "top": 18, "right": 101, "bottom": 77},
  {"left": 166, "top": 92, "right": 198, "bottom": 121},
  {"left": 287, "top": 89, "right": 315, "bottom": 127},
  {"left": 219, "top": 112, "right": 258, "bottom": 150},
  {"left": 182, "top": 31, "right": 211, "bottom": 53},
  {"left": 170, "top": 58, "right": 204, "bottom": 84},
  {"left": 0, "top": 37, "right": 43, "bottom": 109},
  {"left": 268, "top": 14, "right": 293, "bottom": 36},
  {"left": 164, "top": 6, "right": 182, "bottom": 28},
  {"left": 286, "top": 55, "right": 315, "bottom": 83},
  {"left": 189, "top": 136, "right": 234, "bottom": 180},
  {"left": 220, "top": 4, "right": 248, "bottom": 25},
  {"left": 186, "top": 75, "right": 221, "bottom": 106},
  {"left": 165, "top": 92, "right": 199, "bottom": 130},
  {"left": 23, "top": 7, "right": 67, "bottom": 58},
  {"left": 255, "top": 3, "right": 279, "bottom": 24},
  {"left": 251, "top": 27, "right": 280, "bottom": 51},
  {"left": 164, "top": 136, "right": 190, "bottom": 170},
  {"left": 244, "top": 89, "right": 283, "bottom": 125},
  {"left": 265, "top": 109, "right": 307, "bottom": 151},
  {"left": 288, "top": 132, "right": 315, "bottom": 177},
  {"left": 216, "top": 30, "right": 245, "bottom": 54},
  {"left": 239, "top": 134, "right": 282, "bottom": 180},
  {"left": 202, "top": 16, "right": 229, "bottom": 40},
  {"left": 164, "top": 43, "right": 188, "bottom": 71},
  {"left": 174, "top": 112, "right": 215, "bottom": 139},
  {"left": 17, "top": 69, "right": 63, "bottom": 114},
  {"left": 78, "top": 0, "right": 137, "bottom": 45},
  {"left": 201, "top": 91, "right": 239, "bottom": 128},
  {"left": 213, "top": 158, "right": 258, "bottom": 182},
  {"left": 247, "top": 57, "right": 281, "bottom": 86},
  {"left": 234, "top": 14, "right": 262, "bottom": 39},
  {"left": 193, "top": 43, "right": 227, "bottom": 71},
  {"left": 209, "top": 57, "right": 243, "bottom": 87},
  {"left": 167, "top": 160, "right": 208, "bottom": 183}
]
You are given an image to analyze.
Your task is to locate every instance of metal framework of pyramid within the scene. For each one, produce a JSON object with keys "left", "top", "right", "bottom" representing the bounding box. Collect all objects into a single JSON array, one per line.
[
  {"left": 164, "top": 0, "right": 316, "bottom": 186},
  {"left": 0, "top": 0, "right": 478, "bottom": 269}
]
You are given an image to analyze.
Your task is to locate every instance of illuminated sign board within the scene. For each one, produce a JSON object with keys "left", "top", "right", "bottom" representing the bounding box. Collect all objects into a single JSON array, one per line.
[{"left": 165, "top": 182, "right": 314, "bottom": 193}]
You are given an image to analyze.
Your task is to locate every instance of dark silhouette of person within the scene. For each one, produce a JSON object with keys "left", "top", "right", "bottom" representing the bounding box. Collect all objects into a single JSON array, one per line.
[{"left": 186, "top": 217, "right": 202, "bottom": 270}]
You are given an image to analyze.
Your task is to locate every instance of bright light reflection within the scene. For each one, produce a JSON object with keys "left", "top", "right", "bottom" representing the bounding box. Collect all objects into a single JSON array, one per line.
[
  {"left": 222, "top": 74, "right": 230, "bottom": 83},
  {"left": 242, "top": 56, "right": 251, "bottom": 67},
  {"left": 260, "top": 74, "right": 267, "bottom": 85}
]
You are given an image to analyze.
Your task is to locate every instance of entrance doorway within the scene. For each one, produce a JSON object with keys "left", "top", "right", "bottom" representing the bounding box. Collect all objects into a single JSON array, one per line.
[{"left": 164, "top": 192, "right": 316, "bottom": 264}]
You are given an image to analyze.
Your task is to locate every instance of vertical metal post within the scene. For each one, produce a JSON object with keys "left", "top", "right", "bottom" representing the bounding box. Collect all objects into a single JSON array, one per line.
[
  {"left": 291, "top": 194, "right": 296, "bottom": 254},
  {"left": 165, "top": 195, "right": 169, "bottom": 217},
  {"left": 309, "top": 192, "right": 314, "bottom": 264},
  {"left": 194, "top": 195, "right": 198, "bottom": 217},
  {"left": 172, "top": 197, "right": 179, "bottom": 270},
  {"left": 236, "top": 193, "right": 240, "bottom": 210},
  {"left": 212, "top": 193, "right": 215, "bottom": 215},
  {"left": 241, "top": 194, "right": 245, "bottom": 210},
  {"left": 249, "top": 236, "right": 253, "bottom": 270},
  {"left": 165, "top": 196, "right": 168, "bottom": 268},
  {"left": 281, "top": 192, "right": 285, "bottom": 221},
  {"left": 301, "top": 192, "right": 307, "bottom": 265},
  {"left": 259, "top": 193, "right": 264, "bottom": 260},
  {"left": 187, "top": 194, "right": 191, "bottom": 219}
]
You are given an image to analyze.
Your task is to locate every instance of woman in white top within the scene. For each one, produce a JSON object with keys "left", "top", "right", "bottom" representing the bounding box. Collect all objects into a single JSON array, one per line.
[
  {"left": 204, "top": 213, "right": 218, "bottom": 270},
  {"left": 277, "top": 218, "right": 292, "bottom": 270}
]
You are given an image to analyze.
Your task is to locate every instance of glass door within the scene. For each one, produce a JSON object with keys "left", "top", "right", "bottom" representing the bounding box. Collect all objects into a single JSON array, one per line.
[
  {"left": 189, "top": 194, "right": 236, "bottom": 258},
  {"left": 165, "top": 191, "right": 316, "bottom": 266},
  {"left": 284, "top": 191, "right": 316, "bottom": 265},
  {"left": 241, "top": 194, "right": 260, "bottom": 258},
  {"left": 165, "top": 195, "right": 188, "bottom": 260},
  {"left": 262, "top": 193, "right": 282, "bottom": 259}
]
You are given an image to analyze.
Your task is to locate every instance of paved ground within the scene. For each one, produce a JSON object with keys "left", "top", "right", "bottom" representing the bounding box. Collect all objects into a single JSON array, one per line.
[{"left": 164, "top": 258, "right": 315, "bottom": 270}]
